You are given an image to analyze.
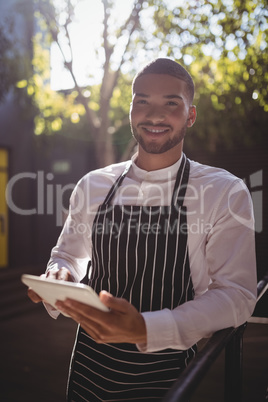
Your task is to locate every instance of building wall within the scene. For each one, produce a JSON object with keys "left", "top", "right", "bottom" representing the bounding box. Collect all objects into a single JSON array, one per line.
[{"left": 0, "top": 0, "right": 94, "bottom": 268}]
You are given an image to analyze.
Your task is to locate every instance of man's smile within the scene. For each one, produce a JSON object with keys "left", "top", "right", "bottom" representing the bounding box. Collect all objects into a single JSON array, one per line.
[
  {"left": 144, "top": 128, "right": 169, "bottom": 133},
  {"left": 139, "top": 125, "right": 171, "bottom": 135}
]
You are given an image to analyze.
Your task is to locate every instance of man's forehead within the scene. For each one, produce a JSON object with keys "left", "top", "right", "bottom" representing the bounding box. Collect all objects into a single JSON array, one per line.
[
  {"left": 134, "top": 92, "right": 183, "bottom": 100},
  {"left": 132, "top": 73, "right": 187, "bottom": 97}
]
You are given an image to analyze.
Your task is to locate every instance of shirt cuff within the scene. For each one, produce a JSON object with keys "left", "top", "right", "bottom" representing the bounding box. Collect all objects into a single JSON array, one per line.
[
  {"left": 137, "top": 309, "right": 181, "bottom": 353},
  {"left": 43, "top": 301, "right": 61, "bottom": 319}
]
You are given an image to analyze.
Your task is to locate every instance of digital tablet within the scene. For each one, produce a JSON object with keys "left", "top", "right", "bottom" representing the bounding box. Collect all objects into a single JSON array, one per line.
[{"left": 21, "top": 274, "right": 109, "bottom": 313}]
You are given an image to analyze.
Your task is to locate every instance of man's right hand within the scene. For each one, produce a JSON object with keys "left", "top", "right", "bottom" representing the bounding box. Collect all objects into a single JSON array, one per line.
[{"left": 27, "top": 267, "right": 74, "bottom": 303}]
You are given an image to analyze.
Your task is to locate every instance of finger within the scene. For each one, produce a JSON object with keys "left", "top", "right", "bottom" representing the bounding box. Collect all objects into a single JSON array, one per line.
[
  {"left": 46, "top": 269, "right": 58, "bottom": 279},
  {"left": 81, "top": 324, "right": 103, "bottom": 343},
  {"left": 28, "top": 288, "right": 43, "bottom": 303},
  {"left": 55, "top": 299, "right": 92, "bottom": 319},
  {"left": 79, "top": 318, "right": 108, "bottom": 343},
  {"left": 56, "top": 267, "right": 73, "bottom": 281},
  {"left": 59, "top": 299, "right": 104, "bottom": 318},
  {"left": 45, "top": 268, "right": 73, "bottom": 282},
  {"left": 55, "top": 300, "right": 104, "bottom": 338},
  {"left": 57, "top": 299, "right": 111, "bottom": 330}
]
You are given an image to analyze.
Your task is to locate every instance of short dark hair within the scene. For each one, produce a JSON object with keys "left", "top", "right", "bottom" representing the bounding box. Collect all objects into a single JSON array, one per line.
[{"left": 132, "top": 58, "right": 195, "bottom": 103}]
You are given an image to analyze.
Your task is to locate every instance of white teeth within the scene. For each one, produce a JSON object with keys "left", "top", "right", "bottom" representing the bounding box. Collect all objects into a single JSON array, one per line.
[{"left": 147, "top": 128, "right": 167, "bottom": 133}]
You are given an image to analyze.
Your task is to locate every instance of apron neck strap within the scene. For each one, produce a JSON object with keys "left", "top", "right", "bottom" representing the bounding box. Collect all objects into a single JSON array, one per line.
[
  {"left": 103, "top": 160, "right": 132, "bottom": 205},
  {"left": 171, "top": 154, "right": 190, "bottom": 208},
  {"left": 103, "top": 154, "right": 190, "bottom": 208}
]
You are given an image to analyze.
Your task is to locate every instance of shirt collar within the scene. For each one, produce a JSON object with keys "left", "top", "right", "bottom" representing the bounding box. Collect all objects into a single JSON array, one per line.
[{"left": 129, "top": 152, "right": 183, "bottom": 182}]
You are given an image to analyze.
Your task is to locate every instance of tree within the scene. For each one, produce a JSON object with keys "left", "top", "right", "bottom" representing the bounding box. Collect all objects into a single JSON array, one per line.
[
  {"left": 140, "top": 0, "right": 268, "bottom": 152},
  {"left": 31, "top": 0, "right": 147, "bottom": 167},
  {"left": 14, "top": 0, "right": 267, "bottom": 167}
]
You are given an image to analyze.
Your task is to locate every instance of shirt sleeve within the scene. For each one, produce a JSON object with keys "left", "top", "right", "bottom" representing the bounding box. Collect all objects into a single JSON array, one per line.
[
  {"left": 138, "top": 179, "right": 257, "bottom": 352},
  {"left": 46, "top": 177, "right": 92, "bottom": 284}
]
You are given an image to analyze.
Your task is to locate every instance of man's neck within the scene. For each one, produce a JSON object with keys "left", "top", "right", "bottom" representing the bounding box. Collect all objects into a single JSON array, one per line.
[{"left": 135, "top": 145, "right": 183, "bottom": 171}]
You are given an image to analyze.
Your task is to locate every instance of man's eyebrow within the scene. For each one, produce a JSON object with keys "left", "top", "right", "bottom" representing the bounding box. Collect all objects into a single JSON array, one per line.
[
  {"left": 135, "top": 93, "right": 150, "bottom": 97},
  {"left": 163, "top": 94, "right": 183, "bottom": 100}
]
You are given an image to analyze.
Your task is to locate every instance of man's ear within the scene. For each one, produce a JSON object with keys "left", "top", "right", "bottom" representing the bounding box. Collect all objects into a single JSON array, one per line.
[{"left": 187, "top": 105, "right": 197, "bottom": 127}]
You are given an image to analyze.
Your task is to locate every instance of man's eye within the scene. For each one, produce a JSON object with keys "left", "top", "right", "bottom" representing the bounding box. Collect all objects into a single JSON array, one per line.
[
  {"left": 136, "top": 100, "right": 148, "bottom": 104},
  {"left": 167, "top": 101, "right": 178, "bottom": 106}
]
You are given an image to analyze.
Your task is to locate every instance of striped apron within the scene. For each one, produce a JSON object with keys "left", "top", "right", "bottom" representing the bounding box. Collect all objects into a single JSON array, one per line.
[{"left": 67, "top": 155, "right": 196, "bottom": 402}]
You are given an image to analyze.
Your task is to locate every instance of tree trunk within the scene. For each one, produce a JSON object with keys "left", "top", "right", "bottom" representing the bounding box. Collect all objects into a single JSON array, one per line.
[{"left": 93, "top": 124, "right": 116, "bottom": 168}]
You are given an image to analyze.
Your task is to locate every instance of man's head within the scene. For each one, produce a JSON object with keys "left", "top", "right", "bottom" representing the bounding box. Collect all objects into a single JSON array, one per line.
[
  {"left": 132, "top": 58, "right": 195, "bottom": 105},
  {"left": 129, "top": 58, "right": 196, "bottom": 169}
]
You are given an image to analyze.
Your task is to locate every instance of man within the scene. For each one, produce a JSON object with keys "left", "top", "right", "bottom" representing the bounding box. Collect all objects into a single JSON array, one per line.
[{"left": 28, "top": 58, "right": 257, "bottom": 401}]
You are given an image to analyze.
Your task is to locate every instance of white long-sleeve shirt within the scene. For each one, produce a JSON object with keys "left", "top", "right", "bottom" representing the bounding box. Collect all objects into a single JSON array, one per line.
[{"left": 46, "top": 153, "right": 257, "bottom": 352}]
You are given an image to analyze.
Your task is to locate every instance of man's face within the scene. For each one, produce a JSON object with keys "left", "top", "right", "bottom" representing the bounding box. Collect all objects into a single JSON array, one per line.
[{"left": 130, "top": 74, "right": 196, "bottom": 155}]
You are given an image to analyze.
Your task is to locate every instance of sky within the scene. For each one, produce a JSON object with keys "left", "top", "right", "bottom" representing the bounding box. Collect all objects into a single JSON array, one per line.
[{"left": 50, "top": 0, "right": 134, "bottom": 90}]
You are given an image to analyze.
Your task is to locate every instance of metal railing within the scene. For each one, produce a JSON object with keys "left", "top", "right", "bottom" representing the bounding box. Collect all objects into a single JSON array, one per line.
[{"left": 163, "top": 273, "right": 268, "bottom": 402}]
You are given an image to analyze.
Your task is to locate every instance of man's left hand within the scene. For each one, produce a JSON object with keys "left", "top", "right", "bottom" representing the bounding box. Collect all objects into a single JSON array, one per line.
[{"left": 55, "top": 291, "right": 147, "bottom": 345}]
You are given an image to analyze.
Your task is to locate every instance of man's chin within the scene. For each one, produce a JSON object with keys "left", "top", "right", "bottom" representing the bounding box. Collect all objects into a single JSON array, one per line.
[{"left": 139, "top": 138, "right": 182, "bottom": 155}]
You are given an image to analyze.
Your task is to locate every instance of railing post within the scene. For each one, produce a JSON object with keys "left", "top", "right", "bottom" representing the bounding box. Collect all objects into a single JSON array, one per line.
[
  {"left": 224, "top": 323, "right": 247, "bottom": 402},
  {"left": 163, "top": 275, "right": 267, "bottom": 402}
]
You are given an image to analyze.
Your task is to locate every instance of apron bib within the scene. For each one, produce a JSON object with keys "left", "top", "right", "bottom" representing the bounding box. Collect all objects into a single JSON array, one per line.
[{"left": 67, "top": 155, "right": 196, "bottom": 402}]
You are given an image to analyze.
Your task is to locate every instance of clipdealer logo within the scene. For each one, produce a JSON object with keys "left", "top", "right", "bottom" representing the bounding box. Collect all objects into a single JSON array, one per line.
[
  {"left": 5, "top": 169, "right": 264, "bottom": 232},
  {"left": 227, "top": 170, "right": 263, "bottom": 233},
  {"left": 5, "top": 171, "right": 75, "bottom": 226}
]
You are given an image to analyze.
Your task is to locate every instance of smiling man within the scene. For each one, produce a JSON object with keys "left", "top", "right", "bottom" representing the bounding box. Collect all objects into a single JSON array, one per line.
[
  {"left": 130, "top": 68, "right": 196, "bottom": 170},
  {"left": 28, "top": 58, "right": 257, "bottom": 402}
]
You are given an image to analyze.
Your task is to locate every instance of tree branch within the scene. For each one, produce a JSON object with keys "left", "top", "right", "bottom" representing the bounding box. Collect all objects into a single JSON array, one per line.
[
  {"left": 100, "top": 0, "right": 145, "bottom": 104},
  {"left": 38, "top": 1, "right": 99, "bottom": 133}
]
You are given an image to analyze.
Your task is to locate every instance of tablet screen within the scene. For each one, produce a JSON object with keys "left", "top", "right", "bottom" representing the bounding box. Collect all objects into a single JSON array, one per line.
[{"left": 21, "top": 274, "right": 109, "bottom": 312}]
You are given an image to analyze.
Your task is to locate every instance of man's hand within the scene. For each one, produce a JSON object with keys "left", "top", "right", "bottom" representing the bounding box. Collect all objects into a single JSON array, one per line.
[
  {"left": 55, "top": 291, "right": 147, "bottom": 345},
  {"left": 27, "top": 267, "right": 73, "bottom": 303}
]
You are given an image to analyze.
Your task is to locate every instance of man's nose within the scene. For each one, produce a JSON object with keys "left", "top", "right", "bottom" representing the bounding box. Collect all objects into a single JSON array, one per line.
[{"left": 145, "top": 106, "right": 166, "bottom": 124}]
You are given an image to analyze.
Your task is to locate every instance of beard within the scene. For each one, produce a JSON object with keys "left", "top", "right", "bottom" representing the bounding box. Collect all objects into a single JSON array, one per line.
[{"left": 131, "top": 121, "right": 188, "bottom": 154}]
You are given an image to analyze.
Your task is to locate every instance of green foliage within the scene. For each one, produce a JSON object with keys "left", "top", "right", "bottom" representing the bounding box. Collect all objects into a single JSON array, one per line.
[
  {"left": 4, "top": 0, "right": 267, "bottom": 159},
  {"left": 109, "top": 75, "right": 132, "bottom": 124},
  {"left": 144, "top": 0, "right": 267, "bottom": 152}
]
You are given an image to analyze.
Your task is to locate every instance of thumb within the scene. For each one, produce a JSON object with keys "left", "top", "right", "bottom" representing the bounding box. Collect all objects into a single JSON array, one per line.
[{"left": 99, "top": 291, "right": 129, "bottom": 313}]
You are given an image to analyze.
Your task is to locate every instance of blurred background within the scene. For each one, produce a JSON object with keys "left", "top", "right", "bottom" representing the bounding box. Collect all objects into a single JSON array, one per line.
[{"left": 0, "top": 0, "right": 267, "bottom": 401}]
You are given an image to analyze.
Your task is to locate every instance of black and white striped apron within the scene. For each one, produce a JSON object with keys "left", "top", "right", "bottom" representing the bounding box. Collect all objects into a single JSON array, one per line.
[{"left": 67, "top": 154, "right": 196, "bottom": 402}]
